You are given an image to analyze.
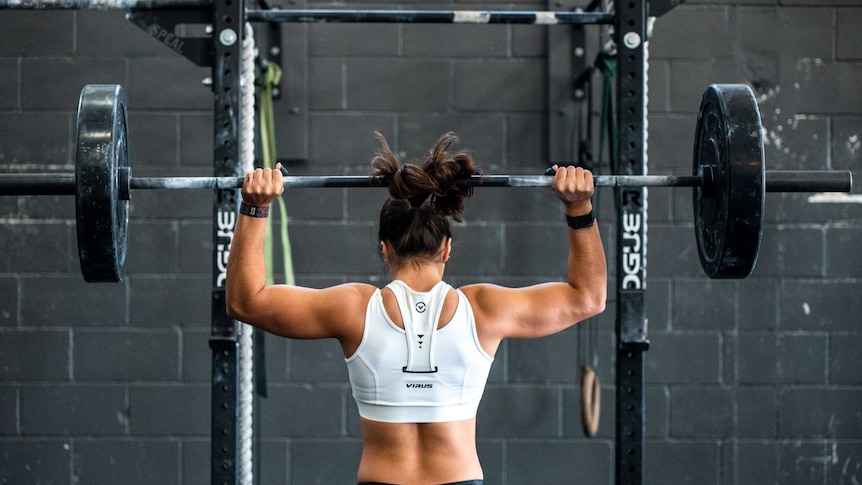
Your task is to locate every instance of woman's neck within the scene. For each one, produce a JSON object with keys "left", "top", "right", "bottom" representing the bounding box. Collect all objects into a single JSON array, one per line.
[{"left": 389, "top": 261, "right": 446, "bottom": 291}]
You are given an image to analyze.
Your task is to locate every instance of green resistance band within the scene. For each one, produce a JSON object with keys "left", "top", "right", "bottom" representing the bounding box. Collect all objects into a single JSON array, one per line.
[{"left": 260, "top": 61, "right": 295, "bottom": 287}]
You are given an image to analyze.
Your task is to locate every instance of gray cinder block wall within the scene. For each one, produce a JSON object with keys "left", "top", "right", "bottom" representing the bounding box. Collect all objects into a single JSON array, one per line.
[{"left": 1, "top": 1, "right": 861, "bottom": 484}]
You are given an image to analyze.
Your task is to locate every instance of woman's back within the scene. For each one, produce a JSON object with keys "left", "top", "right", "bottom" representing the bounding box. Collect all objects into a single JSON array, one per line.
[
  {"left": 358, "top": 418, "right": 483, "bottom": 485},
  {"left": 347, "top": 281, "right": 493, "bottom": 422},
  {"left": 350, "top": 280, "right": 490, "bottom": 484}
]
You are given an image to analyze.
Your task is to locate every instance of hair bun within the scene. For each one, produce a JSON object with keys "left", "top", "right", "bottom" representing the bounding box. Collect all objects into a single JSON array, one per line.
[{"left": 369, "top": 132, "right": 482, "bottom": 222}]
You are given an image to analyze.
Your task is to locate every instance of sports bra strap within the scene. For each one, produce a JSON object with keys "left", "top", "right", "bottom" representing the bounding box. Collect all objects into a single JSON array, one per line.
[{"left": 386, "top": 280, "right": 451, "bottom": 374}]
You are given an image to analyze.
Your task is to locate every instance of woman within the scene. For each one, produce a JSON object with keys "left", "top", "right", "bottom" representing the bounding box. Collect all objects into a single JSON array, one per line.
[{"left": 226, "top": 133, "right": 607, "bottom": 485}]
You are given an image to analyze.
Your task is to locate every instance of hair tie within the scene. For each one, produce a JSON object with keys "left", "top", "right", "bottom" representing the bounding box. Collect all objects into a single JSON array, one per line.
[{"left": 408, "top": 193, "right": 431, "bottom": 208}]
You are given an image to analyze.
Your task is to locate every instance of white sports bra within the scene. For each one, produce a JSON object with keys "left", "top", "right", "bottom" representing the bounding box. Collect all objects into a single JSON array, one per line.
[{"left": 345, "top": 280, "right": 494, "bottom": 423}]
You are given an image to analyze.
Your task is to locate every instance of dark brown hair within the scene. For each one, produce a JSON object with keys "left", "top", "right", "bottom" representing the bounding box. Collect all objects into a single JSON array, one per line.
[{"left": 369, "top": 132, "right": 482, "bottom": 265}]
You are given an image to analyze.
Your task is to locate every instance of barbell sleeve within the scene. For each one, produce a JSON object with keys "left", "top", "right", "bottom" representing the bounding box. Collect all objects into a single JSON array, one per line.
[
  {"left": 0, "top": 173, "right": 76, "bottom": 195},
  {"left": 764, "top": 170, "right": 853, "bottom": 193}
]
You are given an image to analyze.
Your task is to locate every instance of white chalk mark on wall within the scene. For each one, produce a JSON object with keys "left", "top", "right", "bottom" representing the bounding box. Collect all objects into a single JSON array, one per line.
[{"left": 808, "top": 193, "right": 862, "bottom": 204}]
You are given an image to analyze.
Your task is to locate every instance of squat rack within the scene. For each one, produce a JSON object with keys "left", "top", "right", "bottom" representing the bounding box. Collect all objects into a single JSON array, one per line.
[{"left": 0, "top": 1, "right": 671, "bottom": 484}]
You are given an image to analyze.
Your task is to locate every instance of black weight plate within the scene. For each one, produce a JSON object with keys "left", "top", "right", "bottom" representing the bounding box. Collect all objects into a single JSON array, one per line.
[
  {"left": 693, "top": 84, "right": 765, "bottom": 279},
  {"left": 75, "top": 84, "right": 129, "bottom": 283}
]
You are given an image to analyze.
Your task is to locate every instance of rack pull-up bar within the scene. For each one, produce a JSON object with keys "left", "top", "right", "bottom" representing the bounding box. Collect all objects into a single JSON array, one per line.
[
  {"left": 0, "top": 0, "right": 209, "bottom": 9},
  {"left": 244, "top": 9, "right": 614, "bottom": 25},
  {"left": 0, "top": 1, "right": 614, "bottom": 24}
]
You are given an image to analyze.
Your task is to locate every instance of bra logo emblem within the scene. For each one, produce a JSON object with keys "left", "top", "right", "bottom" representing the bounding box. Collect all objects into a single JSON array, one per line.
[
  {"left": 406, "top": 383, "right": 433, "bottom": 389},
  {"left": 415, "top": 302, "right": 427, "bottom": 313}
]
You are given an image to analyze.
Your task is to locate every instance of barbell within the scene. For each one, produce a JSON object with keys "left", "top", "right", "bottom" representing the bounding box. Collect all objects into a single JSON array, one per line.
[{"left": 0, "top": 84, "right": 853, "bottom": 282}]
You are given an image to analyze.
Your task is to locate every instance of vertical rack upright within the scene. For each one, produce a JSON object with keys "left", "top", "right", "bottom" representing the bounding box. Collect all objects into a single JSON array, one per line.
[
  {"left": 613, "top": 0, "right": 649, "bottom": 484},
  {"left": 209, "top": 0, "right": 246, "bottom": 484}
]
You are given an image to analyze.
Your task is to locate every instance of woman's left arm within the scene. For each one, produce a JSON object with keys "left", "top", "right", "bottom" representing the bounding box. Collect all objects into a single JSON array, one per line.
[{"left": 463, "top": 166, "right": 608, "bottom": 348}]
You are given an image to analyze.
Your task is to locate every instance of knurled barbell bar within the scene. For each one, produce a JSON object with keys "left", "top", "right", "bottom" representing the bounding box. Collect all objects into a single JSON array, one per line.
[
  {"left": 0, "top": 84, "right": 853, "bottom": 282},
  {"left": 0, "top": 166, "right": 849, "bottom": 194}
]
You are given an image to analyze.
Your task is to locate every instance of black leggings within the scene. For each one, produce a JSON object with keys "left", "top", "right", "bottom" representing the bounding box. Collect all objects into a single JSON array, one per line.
[{"left": 359, "top": 481, "right": 483, "bottom": 485}]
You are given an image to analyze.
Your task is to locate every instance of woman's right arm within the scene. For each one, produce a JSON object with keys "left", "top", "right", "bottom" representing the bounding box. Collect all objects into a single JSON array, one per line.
[
  {"left": 463, "top": 165, "right": 608, "bottom": 348},
  {"left": 225, "top": 166, "right": 371, "bottom": 343}
]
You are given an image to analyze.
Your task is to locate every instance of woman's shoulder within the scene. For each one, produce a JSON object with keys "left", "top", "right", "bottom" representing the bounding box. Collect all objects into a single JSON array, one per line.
[
  {"left": 458, "top": 282, "right": 503, "bottom": 297},
  {"left": 336, "top": 282, "right": 380, "bottom": 299},
  {"left": 457, "top": 282, "right": 535, "bottom": 321},
  {"left": 456, "top": 283, "right": 505, "bottom": 310}
]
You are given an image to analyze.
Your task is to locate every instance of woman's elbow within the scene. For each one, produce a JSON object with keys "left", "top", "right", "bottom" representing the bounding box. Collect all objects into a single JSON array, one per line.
[
  {"left": 586, "top": 288, "right": 607, "bottom": 318},
  {"left": 225, "top": 291, "right": 251, "bottom": 322},
  {"left": 225, "top": 299, "right": 243, "bottom": 321},
  {"left": 591, "top": 296, "right": 607, "bottom": 317}
]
